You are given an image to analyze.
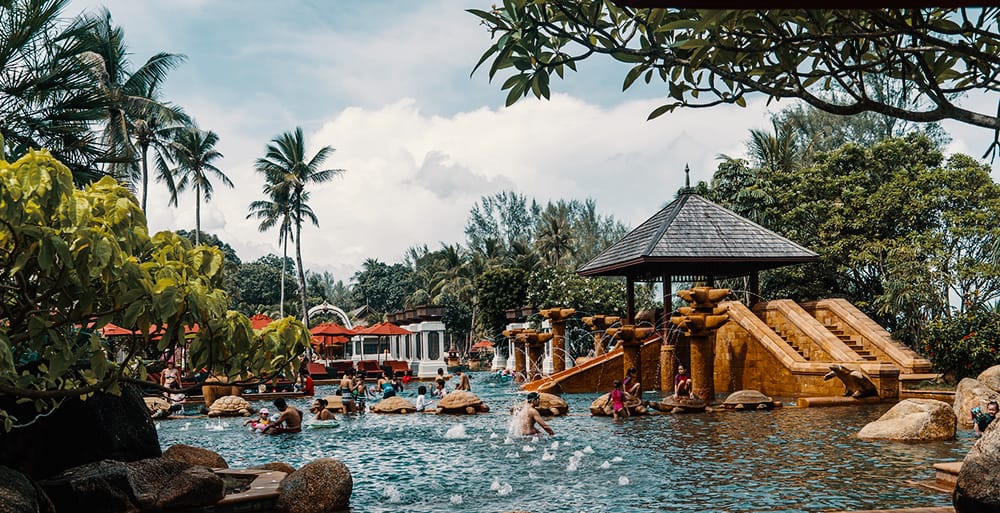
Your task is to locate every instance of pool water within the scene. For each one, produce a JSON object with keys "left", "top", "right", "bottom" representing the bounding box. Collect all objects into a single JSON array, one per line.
[{"left": 155, "top": 373, "right": 971, "bottom": 513}]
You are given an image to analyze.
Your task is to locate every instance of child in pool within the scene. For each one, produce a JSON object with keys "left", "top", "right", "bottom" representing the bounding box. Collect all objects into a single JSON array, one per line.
[
  {"left": 415, "top": 385, "right": 432, "bottom": 412},
  {"left": 244, "top": 408, "right": 271, "bottom": 432},
  {"left": 604, "top": 380, "right": 628, "bottom": 422}
]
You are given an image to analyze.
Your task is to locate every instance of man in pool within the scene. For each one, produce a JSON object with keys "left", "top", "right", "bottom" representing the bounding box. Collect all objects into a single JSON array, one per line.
[
  {"left": 519, "top": 392, "right": 554, "bottom": 436},
  {"left": 263, "top": 397, "right": 303, "bottom": 434}
]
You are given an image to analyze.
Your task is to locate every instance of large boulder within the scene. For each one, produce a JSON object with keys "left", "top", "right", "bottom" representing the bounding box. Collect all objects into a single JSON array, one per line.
[
  {"left": 954, "top": 419, "right": 1000, "bottom": 513},
  {"left": 39, "top": 458, "right": 224, "bottom": 513},
  {"left": 275, "top": 458, "right": 352, "bottom": 513},
  {"left": 163, "top": 444, "right": 228, "bottom": 469},
  {"left": 0, "top": 466, "right": 54, "bottom": 513},
  {"left": 954, "top": 378, "right": 999, "bottom": 429},
  {"left": 0, "top": 383, "right": 160, "bottom": 479},
  {"left": 975, "top": 365, "right": 1000, "bottom": 395},
  {"left": 858, "top": 399, "right": 956, "bottom": 441}
]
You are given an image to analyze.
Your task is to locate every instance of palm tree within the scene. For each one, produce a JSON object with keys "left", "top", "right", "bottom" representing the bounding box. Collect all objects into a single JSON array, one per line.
[
  {"left": 135, "top": 99, "right": 188, "bottom": 213},
  {"left": 254, "top": 127, "right": 344, "bottom": 326},
  {"left": 0, "top": 0, "right": 106, "bottom": 182},
  {"left": 247, "top": 187, "right": 293, "bottom": 317},
  {"left": 166, "top": 127, "right": 231, "bottom": 245},
  {"left": 535, "top": 202, "right": 575, "bottom": 267}
]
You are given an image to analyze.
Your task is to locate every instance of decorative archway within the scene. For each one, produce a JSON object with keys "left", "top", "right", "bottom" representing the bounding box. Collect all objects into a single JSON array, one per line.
[{"left": 306, "top": 301, "right": 354, "bottom": 328}]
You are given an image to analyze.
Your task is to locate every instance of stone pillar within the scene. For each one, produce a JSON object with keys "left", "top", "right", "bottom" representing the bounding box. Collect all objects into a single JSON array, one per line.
[
  {"left": 540, "top": 308, "right": 576, "bottom": 373},
  {"left": 606, "top": 325, "right": 655, "bottom": 395},
  {"left": 527, "top": 341, "right": 545, "bottom": 379},
  {"left": 670, "top": 286, "right": 731, "bottom": 404},
  {"left": 660, "top": 342, "right": 676, "bottom": 392},
  {"left": 582, "top": 315, "right": 620, "bottom": 356}
]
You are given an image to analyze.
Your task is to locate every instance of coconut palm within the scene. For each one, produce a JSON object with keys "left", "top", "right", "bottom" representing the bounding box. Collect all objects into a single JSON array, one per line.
[
  {"left": 76, "top": 7, "right": 188, "bottom": 186},
  {"left": 247, "top": 188, "right": 293, "bottom": 317},
  {"left": 535, "top": 202, "right": 575, "bottom": 268},
  {"left": 254, "top": 127, "right": 344, "bottom": 326},
  {"left": 165, "top": 127, "right": 231, "bottom": 245},
  {"left": 0, "top": 0, "right": 106, "bottom": 182},
  {"left": 134, "top": 98, "right": 189, "bottom": 212}
]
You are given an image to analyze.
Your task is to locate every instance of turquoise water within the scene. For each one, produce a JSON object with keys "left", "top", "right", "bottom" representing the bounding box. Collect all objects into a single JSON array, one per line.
[{"left": 155, "top": 373, "right": 971, "bottom": 513}]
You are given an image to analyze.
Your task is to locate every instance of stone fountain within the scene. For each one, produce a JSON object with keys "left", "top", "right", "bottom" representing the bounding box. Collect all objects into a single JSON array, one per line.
[{"left": 670, "top": 286, "right": 731, "bottom": 402}]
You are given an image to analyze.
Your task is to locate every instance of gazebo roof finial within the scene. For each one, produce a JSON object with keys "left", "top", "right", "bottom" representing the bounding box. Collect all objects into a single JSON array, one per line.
[{"left": 684, "top": 164, "right": 692, "bottom": 193}]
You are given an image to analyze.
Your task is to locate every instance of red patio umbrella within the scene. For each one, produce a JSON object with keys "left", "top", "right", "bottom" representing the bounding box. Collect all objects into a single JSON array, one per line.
[
  {"left": 355, "top": 322, "right": 412, "bottom": 361},
  {"left": 249, "top": 313, "right": 274, "bottom": 330},
  {"left": 471, "top": 340, "right": 494, "bottom": 350}
]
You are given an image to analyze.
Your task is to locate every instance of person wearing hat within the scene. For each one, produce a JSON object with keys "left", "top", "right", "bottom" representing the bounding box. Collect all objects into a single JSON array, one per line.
[
  {"left": 244, "top": 407, "right": 271, "bottom": 432},
  {"left": 518, "top": 392, "right": 554, "bottom": 437}
]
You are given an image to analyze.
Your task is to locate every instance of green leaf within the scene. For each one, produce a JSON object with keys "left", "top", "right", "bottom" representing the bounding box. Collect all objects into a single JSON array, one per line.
[{"left": 647, "top": 103, "right": 675, "bottom": 120}]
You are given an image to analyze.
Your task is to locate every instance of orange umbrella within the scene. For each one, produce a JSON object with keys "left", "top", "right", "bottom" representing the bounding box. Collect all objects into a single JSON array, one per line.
[
  {"left": 249, "top": 313, "right": 274, "bottom": 330},
  {"left": 355, "top": 321, "right": 412, "bottom": 336},
  {"left": 471, "top": 340, "right": 494, "bottom": 350}
]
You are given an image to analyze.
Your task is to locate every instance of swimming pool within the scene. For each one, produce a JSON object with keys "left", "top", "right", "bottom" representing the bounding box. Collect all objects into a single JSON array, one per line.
[{"left": 154, "top": 373, "right": 970, "bottom": 513}]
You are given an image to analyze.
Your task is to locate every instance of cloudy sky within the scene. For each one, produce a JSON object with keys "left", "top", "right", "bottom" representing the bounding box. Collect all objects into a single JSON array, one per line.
[{"left": 69, "top": 1, "right": 999, "bottom": 282}]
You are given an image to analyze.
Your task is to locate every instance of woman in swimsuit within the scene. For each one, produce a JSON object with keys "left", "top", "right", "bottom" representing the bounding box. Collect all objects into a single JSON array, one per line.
[{"left": 604, "top": 380, "right": 628, "bottom": 421}]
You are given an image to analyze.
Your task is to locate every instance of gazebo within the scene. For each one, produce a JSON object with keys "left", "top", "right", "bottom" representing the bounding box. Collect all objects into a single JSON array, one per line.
[{"left": 577, "top": 186, "right": 818, "bottom": 325}]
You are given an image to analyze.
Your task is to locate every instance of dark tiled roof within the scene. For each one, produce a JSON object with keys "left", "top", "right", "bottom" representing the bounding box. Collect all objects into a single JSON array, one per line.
[{"left": 577, "top": 193, "right": 818, "bottom": 277}]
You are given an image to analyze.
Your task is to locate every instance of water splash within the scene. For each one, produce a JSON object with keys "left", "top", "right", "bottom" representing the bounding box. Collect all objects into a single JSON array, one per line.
[
  {"left": 497, "top": 482, "right": 513, "bottom": 496},
  {"left": 541, "top": 450, "right": 556, "bottom": 461},
  {"left": 582, "top": 446, "right": 594, "bottom": 454},
  {"left": 382, "top": 485, "right": 402, "bottom": 503},
  {"left": 489, "top": 432, "right": 499, "bottom": 439},
  {"left": 205, "top": 419, "right": 225, "bottom": 431},
  {"left": 490, "top": 477, "right": 501, "bottom": 491},
  {"left": 611, "top": 456, "right": 622, "bottom": 463},
  {"left": 618, "top": 476, "right": 629, "bottom": 485},
  {"left": 550, "top": 441, "right": 560, "bottom": 450},
  {"left": 449, "top": 495, "right": 462, "bottom": 504},
  {"left": 445, "top": 424, "right": 467, "bottom": 439},
  {"left": 600, "top": 460, "right": 611, "bottom": 469},
  {"left": 522, "top": 445, "right": 536, "bottom": 452},
  {"left": 179, "top": 422, "right": 190, "bottom": 431}
]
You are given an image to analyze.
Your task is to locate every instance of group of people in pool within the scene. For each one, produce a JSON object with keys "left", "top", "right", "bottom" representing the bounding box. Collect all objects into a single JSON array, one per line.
[{"left": 604, "top": 364, "right": 692, "bottom": 421}]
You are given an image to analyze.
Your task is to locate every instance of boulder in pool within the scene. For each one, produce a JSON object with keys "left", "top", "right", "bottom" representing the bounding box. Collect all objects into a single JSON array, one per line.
[
  {"left": 276, "top": 458, "right": 352, "bottom": 513},
  {"left": 436, "top": 391, "right": 490, "bottom": 415},
  {"left": 954, "top": 377, "right": 999, "bottom": 429},
  {"left": 372, "top": 396, "right": 417, "bottom": 414},
  {"left": 589, "top": 393, "right": 647, "bottom": 416},
  {"left": 857, "top": 398, "right": 956, "bottom": 441},
  {"left": 163, "top": 444, "right": 228, "bottom": 469},
  {"left": 954, "top": 416, "right": 1000, "bottom": 513},
  {"left": 648, "top": 396, "right": 707, "bottom": 413}
]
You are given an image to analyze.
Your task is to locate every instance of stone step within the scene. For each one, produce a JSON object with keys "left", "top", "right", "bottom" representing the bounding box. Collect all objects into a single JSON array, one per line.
[{"left": 909, "top": 461, "right": 961, "bottom": 495}]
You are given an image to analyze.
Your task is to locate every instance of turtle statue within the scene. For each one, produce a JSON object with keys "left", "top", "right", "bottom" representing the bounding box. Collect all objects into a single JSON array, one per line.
[
  {"left": 721, "top": 390, "right": 780, "bottom": 410},
  {"left": 436, "top": 390, "right": 491, "bottom": 415},
  {"left": 207, "top": 395, "right": 253, "bottom": 417},
  {"left": 372, "top": 396, "right": 417, "bottom": 414},
  {"left": 824, "top": 364, "right": 878, "bottom": 398},
  {"left": 511, "top": 392, "right": 568, "bottom": 417},
  {"left": 648, "top": 395, "right": 708, "bottom": 414},
  {"left": 589, "top": 393, "right": 648, "bottom": 416},
  {"left": 144, "top": 396, "right": 172, "bottom": 418}
]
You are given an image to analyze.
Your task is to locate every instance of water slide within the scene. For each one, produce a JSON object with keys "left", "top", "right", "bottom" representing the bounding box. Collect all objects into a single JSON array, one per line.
[{"left": 521, "top": 298, "right": 930, "bottom": 399}]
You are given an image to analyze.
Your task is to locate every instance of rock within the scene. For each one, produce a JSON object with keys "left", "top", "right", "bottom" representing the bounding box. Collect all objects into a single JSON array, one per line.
[
  {"left": 275, "top": 458, "right": 352, "bottom": 513},
  {"left": 435, "top": 391, "right": 490, "bottom": 414},
  {"left": 127, "top": 458, "right": 225, "bottom": 511},
  {"left": 954, "top": 378, "right": 999, "bottom": 429},
  {"left": 250, "top": 462, "right": 297, "bottom": 475},
  {"left": 649, "top": 396, "right": 707, "bottom": 413},
  {"left": 857, "top": 399, "right": 956, "bottom": 441},
  {"left": 371, "top": 396, "right": 416, "bottom": 414},
  {"left": 143, "top": 396, "right": 171, "bottom": 415},
  {"left": 0, "top": 383, "right": 160, "bottom": 479},
  {"left": 39, "top": 458, "right": 224, "bottom": 513},
  {"left": 954, "top": 418, "right": 1000, "bottom": 513},
  {"left": 163, "top": 444, "right": 228, "bottom": 469},
  {"left": 976, "top": 365, "right": 1000, "bottom": 394},
  {"left": 588, "top": 393, "right": 647, "bottom": 416},
  {"left": 537, "top": 393, "right": 569, "bottom": 416},
  {"left": 0, "top": 465, "right": 54, "bottom": 513},
  {"left": 38, "top": 460, "right": 133, "bottom": 513}
]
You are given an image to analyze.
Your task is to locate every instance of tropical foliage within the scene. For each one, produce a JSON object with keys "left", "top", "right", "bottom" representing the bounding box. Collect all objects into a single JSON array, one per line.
[
  {"left": 0, "top": 149, "right": 308, "bottom": 431},
  {"left": 471, "top": 5, "right": 1000, "bottom": 153},
  {"left": 924, "top": 308, "right": 1000, "bottom": 380}
]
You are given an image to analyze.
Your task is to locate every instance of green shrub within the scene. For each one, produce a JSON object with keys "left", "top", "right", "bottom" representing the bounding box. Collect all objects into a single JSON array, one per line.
[{"left": 923, "top": 309, "right": 1000, "bottom": 379}]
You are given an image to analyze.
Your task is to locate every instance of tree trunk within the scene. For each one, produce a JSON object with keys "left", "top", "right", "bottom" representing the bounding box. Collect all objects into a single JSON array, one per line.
[
  {"left": 140, "top": 145, "right": 149, "bottom": 213},
  {"left": 194, "top": 180, "right": 201, "bottom": 245},
  {"left": 296, "top": 221, "right": 309, "bottom": 328},
  {"left": 279, "top": 235, "right": 287, "bottom": 318}
]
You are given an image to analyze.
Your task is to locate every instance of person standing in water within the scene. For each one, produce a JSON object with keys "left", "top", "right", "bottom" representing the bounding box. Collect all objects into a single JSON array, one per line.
[
  {"left": 455, "top": 370, "right": 471, "bottom": 391},
  {"left": 519, "top": 392, "right": 554, "bottom": 436},
  {"left": 604, "top": 380, "right": 628, "bottom": 421},
  {"left": 339, "top": 370, "right": 355, "bottom": 414}
]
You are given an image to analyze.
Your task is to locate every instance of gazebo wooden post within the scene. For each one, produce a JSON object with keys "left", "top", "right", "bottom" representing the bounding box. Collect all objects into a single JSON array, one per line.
[
  {"left": 626, "top": 276, "right": 635, "bottom": 324},
  {"left": 749, "top": 270, "right": 760, "bottom": 306},
  {"left": 661, "top": 273, "right": 675, "bottom": 392}
]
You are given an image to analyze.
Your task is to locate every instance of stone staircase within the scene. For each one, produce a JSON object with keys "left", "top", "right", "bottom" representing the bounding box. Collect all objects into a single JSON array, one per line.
[
  {"left": 824, "top": 323, "right": 880, "bottom": 362},
  {"left": 765, "top": 322, "right": 810, "bottom": 360}
]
